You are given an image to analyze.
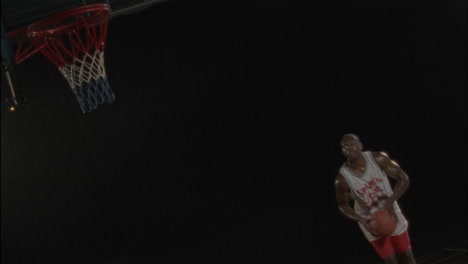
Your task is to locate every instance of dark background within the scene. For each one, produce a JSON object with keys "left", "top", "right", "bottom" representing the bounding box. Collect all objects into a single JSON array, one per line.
[{"left": 1, "top": 0, "right": 467, "bottom": 263}]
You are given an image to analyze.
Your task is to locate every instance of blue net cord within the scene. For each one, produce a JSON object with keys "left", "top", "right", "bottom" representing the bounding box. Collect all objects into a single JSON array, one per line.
[{"left": 72, "top": 76, "right": 115, "bottom": 113}]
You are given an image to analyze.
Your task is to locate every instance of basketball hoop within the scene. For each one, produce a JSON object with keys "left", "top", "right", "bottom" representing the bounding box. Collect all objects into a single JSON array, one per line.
[{"left": 27, "top": 3, "right": 115, "bottom": 113}]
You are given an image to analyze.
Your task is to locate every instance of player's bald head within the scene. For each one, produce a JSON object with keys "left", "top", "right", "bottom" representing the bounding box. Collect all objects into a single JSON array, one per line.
[{"left": 341, "top": 133, "right": 361, "bottom": 143}]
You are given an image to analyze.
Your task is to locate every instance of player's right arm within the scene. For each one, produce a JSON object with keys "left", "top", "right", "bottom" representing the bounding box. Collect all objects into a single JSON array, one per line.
[{"left": 335, "top": 173, "right": 371, "bottom": 227}]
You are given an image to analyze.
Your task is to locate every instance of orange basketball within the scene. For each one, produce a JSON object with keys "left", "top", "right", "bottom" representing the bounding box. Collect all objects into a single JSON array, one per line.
[{"left": 370, "top": 209, "right": 398, "bottom": 237}]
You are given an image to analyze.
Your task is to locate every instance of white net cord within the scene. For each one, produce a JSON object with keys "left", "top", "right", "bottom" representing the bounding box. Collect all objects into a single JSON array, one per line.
[{"left": 58, "top": 50, "right": 115, "bottom": 113}]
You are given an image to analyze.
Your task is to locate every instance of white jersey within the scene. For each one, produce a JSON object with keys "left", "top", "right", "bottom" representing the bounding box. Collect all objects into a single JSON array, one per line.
[{"left": 339, "top": 151, "right": 408, "bottom": 241}]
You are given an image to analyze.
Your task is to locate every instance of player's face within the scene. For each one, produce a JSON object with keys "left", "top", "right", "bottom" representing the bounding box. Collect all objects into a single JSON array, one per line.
[{"left": 341, "top": 137, "right": 362, "bottom": 160}]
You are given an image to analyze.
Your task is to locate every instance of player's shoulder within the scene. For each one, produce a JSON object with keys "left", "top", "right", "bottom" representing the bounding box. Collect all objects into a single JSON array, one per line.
[
  {"left": 370, "top": 150, "right": 390, "bottom": 160},
  {"left": 370, "top": 151, "right": 393, "bottom": 167},
  {"left": 335, "top": 172, "right": 344, "bottom": 180},
  {"left": 334, "top": 172, "right": 346, "bottom": 185},
  {"left": 335, "top": 164, "right": 347, "bottom": 179},
  {"left": 335, "top": 172, "right": 350, "bottom": 191}
]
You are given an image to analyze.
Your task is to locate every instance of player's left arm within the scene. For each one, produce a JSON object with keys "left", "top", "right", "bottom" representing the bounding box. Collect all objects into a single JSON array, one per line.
[{"left": 372, "top": 151, "right": 410, "bottom": 212}]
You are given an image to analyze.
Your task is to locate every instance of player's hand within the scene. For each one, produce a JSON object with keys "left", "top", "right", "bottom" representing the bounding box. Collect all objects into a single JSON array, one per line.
[
  {"left": 361, "top": 215, "right": 383, "bottom": 236},
  {"left": 357, "top": 216, "right": 373, "bottom": 233},
  {"left": 383, "top": 198, "right": 396, "bottom": 214}
]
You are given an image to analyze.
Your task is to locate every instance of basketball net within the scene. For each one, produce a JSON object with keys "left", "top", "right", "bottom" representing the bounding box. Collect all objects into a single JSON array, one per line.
[
  {"left": 57, "top": 50, "right": 114, "bottom": 113},
  {"left": 28, "top": 4, "right": 115, "bottom": 113}
]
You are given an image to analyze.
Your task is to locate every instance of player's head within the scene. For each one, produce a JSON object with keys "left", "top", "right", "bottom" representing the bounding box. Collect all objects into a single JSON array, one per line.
[
  {"left": 340, "top": 133, "right": 363, "bottom": 160},
  {"left": 341, "top": 133, "right": 361, "bottom": 142}
]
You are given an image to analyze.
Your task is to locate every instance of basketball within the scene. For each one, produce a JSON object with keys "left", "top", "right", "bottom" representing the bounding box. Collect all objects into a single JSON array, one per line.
[{"left": 370, "top": 209, "right": 398, "bottom": 237}]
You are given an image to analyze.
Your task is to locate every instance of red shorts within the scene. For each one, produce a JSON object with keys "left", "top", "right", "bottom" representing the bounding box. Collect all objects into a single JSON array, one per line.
[{"left": 369, "top": 231, "right": 412, "bottom": 259}]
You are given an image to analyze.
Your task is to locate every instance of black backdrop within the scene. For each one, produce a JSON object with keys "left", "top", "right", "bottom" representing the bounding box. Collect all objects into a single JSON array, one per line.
[{"left": 1, "top": 0, "right": 467, "bottom": 263}]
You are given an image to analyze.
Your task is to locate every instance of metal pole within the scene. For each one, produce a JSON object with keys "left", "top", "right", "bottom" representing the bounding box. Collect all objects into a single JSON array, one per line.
[{"left": 2, "top": 20, "right": 25, "bottom": 110}]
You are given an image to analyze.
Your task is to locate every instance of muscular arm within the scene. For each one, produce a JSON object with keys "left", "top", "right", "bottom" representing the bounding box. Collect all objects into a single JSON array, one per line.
[
  {"left": 335, "top": 174, "right": 370, "bottom": 224},
  {"left": 372, "top": 152, "right": 410, "bottom": 210}
]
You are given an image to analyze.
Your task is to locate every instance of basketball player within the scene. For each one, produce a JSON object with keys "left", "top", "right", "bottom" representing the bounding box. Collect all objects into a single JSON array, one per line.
[{"left": 334, "top": 134, "right": 417, "bottom": 264}]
